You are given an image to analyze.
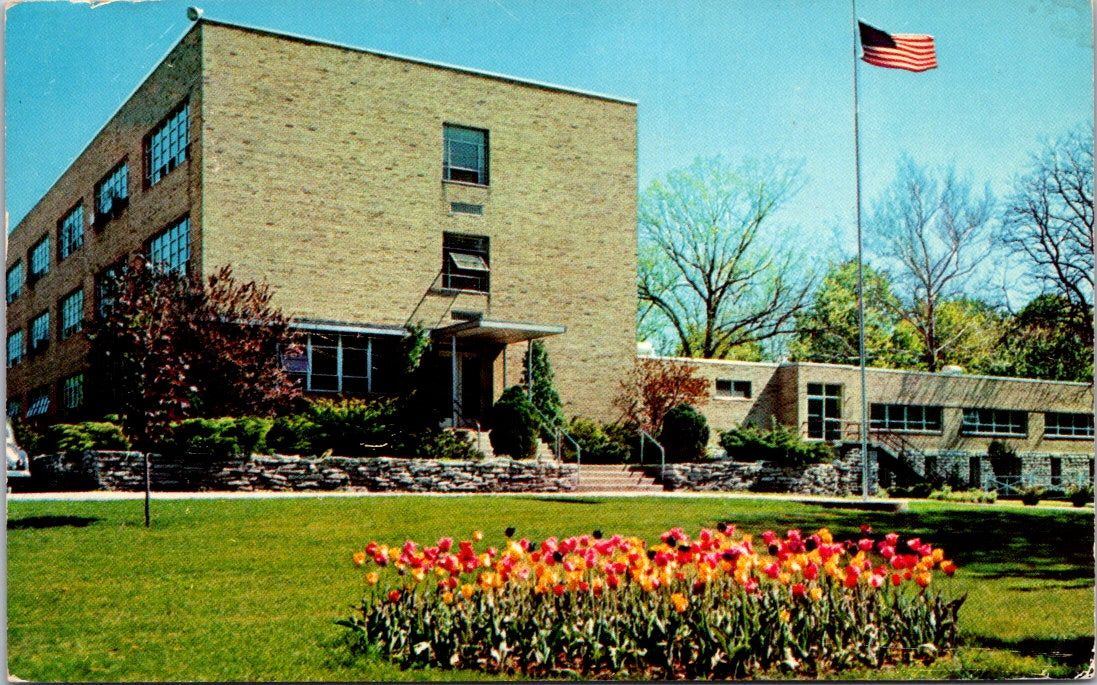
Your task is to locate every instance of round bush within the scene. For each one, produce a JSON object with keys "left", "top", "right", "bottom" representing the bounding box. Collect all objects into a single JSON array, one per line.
[
  {"left": 490, "top": 386, "right": 539, "bottom": 459},
  {"left": 659, "top": 403, "right": 709, "bottom": 462}
]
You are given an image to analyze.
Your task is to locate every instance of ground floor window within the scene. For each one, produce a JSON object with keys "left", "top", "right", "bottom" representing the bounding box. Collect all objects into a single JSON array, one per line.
[
  {"left": 716, "top": 379, "right": 751, "bottom": 399},
  {"left": 806, "top": 383, "right": 842, "bottom": 441},
  {"left": 961, "top": 408, "right": 1027, "bottom": 437},
  {"left": 63, "top": 373, "right": 85, "bottom": 410},
  {"left": 27, "top": 387, "right": 50, "bottom": 417},
  {"left": 286, "top": 332, "right": 400, "bottom": 395},
  {"left": 870, "top": 403, "right": 942, "bottom": 433},
  {"left": 1044, "top": 411, "right": 1094, "bottom": 439}
]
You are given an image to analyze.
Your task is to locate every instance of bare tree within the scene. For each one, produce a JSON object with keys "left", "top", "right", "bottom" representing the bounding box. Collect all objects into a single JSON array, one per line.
[
  {"left": 638, "top": 156, "right": 814, "bottom": 359},
  {"left": 866, "top": 157, "right": 995, "bottom": 371},
  {"left": 1000, "top": 125, "right": 1093, "bottom": 345}
]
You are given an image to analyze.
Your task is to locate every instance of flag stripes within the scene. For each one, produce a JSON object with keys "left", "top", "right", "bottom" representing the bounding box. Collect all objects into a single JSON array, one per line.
[{"left": 859, "top": 22, "right": 937, "bottom": 72}]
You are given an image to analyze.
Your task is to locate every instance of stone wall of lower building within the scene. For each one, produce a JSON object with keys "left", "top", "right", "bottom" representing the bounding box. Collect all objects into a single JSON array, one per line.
[
  {"left": 660, "top": 448, "right": 874, "bottom": 496},
  {"left": 23, "top": 452, "right": 577, "bottom": 493}
]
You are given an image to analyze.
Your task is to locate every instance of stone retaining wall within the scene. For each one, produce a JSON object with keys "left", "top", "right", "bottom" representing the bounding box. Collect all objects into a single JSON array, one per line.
[
  {"left": 660, "top": 449, "right": 874, "bottom": 496},
  {"left": 24, "top": 451, "right": 578, "bottom": 493}
]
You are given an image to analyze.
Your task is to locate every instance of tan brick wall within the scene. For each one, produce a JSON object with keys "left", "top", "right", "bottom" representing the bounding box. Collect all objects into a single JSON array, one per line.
[
  {"left": 670, "top": 357, "right": 1094, "bottom": 455},
  {"left": 5, "top": 27, "right": 204, "bottom": 414},
  {"left": 197, "top": 23, "right": 637, "bottom": 421}
]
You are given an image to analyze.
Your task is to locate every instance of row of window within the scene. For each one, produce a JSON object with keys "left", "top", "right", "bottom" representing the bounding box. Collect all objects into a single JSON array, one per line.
[
  {"left": 7, "top": 373, "right": 85, "bottom": 419},
  {"left": 6, "top": 218, "right": 191, "bottom": 368},
  {"left": 870, "top": 402, "right": 1093, "bottom": 439},
  {"left": 6, "top": 102, "right": 190, "bottom": 305}
]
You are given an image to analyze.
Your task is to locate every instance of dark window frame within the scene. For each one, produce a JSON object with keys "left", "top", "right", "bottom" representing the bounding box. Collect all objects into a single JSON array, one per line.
[
  {"left": 60, "top": 288, "right": 85, "bottom": 339},
  {"left": 715, "top": 379, "right": 752, "bottom": 399},
  {"left": 95, "top": 160, "right": 130, "bottom": 226},
  {"left": 6, "top": 261, "right": 23, "bottom": 304},
  {"left": 443, "top": 124, "right": 489, "bottom": 186},
  {"left": 869, "top": 403, "right": 943, "bottom": 434},
  {"left": 29, "top": 310, "right": 50, "bottom": 354},
  {"left": 7, "top": 329, "right": 25, "bottom": 368},
  {"left": 147, "top": 216, "right": 191, "bottom": 274},
  {"left": 29, "top": 236, "right": 50, "bottom": 281},
  {"left": 58, "top": 204, "right": 85, "bottom": 260},
  {"left": 1044, "top": 411, "right": 1095, "bottom": 439},
  {"left": 441, "top": 233, "right": 490, "bottom": 293},
  {"left": 961, "top": 408, "right": 1028, "bottom": 437},
  {"left": 145, "top": 101, "right": 190, "bottom": 187}
]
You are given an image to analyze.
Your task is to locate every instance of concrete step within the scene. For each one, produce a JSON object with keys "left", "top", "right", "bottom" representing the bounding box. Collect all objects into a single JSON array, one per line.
[{"left": 575, "top": 464, "right": 663, "bottom": 492}]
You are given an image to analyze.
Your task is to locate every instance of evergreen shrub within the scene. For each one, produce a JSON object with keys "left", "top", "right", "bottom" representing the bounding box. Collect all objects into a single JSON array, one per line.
[
  {"left": 566, "top": 417, "right": 631, "bottom": 464},
  {"left": 719, "top": 422, "right": 833, "bottom": 467},
  {"left": 659, "top": 403, "right": 710, "bottom": 462},
  {"left": 490, "top": 386, "right": 539, "bottom": 459}
]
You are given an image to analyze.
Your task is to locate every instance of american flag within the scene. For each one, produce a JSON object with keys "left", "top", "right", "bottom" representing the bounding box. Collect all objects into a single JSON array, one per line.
[{"left": 859, "top": 22, "right": 937, "bottom": 72}]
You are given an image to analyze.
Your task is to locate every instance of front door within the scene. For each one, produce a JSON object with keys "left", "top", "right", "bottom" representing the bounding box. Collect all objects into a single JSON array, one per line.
[{"left": 439, "top": 350, "right": 486, "bottom": 429}]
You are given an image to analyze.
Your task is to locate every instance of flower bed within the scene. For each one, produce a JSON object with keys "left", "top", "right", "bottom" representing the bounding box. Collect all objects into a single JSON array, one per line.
[{"left": 340, "top": 524, "right": 964, "bottom": 679}]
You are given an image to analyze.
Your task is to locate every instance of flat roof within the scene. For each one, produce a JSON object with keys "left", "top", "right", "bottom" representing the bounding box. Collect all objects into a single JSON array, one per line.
[{"left": 651, "top": 355, "right": 1093, "bottom": 388}]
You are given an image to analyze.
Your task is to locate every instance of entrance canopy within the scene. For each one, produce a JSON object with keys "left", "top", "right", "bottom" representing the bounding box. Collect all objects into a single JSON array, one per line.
[{"left": 431, "top": 318, "right": 566, "bottom": 345}]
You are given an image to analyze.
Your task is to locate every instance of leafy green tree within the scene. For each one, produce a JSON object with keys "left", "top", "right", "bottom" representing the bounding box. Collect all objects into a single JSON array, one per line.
[
  {"left": 520, "top": 340, "right": 564, "bottom": 428},
  {"left": 788, "top": 259, "right": 911, "bottom": 367},
  {"left": 638, "top": 156, "right": 814, "bottom": 359},
  {"left": 1000, "top": 294, "right": 1093, "bottom": 381}
]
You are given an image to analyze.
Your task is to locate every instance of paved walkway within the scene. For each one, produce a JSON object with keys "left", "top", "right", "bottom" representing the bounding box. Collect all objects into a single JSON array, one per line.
[{"left": 7, "top": 489, "right": 1088, "bottom": 510}]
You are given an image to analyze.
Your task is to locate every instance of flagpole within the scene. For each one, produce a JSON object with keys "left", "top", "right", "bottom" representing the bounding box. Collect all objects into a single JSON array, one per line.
[{"left": 851, "top": 1, "right": 870, "bottom": 500}]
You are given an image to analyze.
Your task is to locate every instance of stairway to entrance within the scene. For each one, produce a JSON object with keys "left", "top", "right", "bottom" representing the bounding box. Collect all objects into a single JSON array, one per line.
[{"left": 575, "top": 464, "right": 664, "bottom": 493}]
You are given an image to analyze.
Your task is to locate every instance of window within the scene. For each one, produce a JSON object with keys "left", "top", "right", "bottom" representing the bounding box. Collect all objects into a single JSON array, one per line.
[
  {"left": 146, "top": 102, "right": 189, "bottom": 186},
  {"left": 716, "top": 379, "right": 752, "bottom": 399},
  {"left": 1050, "top": 457, "right": 1062, "bottom": 487},
  {"left": 63, "top": 373, "right": 85, "bottom": 410},
  {"left": 26, "top": 387, "right": 50, "bottom": 418},
  {"left": 287, "top": 333, "right": 400, "bottom": 394},
  {"left": 7, "top": 262, "right": 22, "bottom": 303},
  {"left": 442, "top": 233, "right": 490, "bottom": 293},
  {"left": 869, "top": 404, "right": 942, "bottom": 433},
  {"left": 95, "top": 161, "right": 129, "bottom": 224},
  {"left": 60, "top": 289, "right": 85, "bottom": 339},
  {"left": 148, "top": 217, "right": 190, "bottom": 273},
  {"left": 7, "top": 330, "right": 24, "bottom": 367},
  {"left": 1044, "top": 412, "right": 1094, "bottom": 438},
  {"left": 7, "top": 400, "right": 21, "bottom": 418},
  {"left": 961, "top": 408, "right": 1027, "bottom": 437},
  {"left": 29, "top": 236, "right": 50, "bottom": 280},
  {"left": 29, "top": 311, "right": 50, "bottom": 353},
  {"left": 806, "top": 383, "right": 842, "bottom": 441},
  {"left": 59, "top": 205, "right": 84, "bottom": 259},
  {"left": 443, "top": 125, "right": 488, "bottom": 185},
  {"left": 95, "top": 261, "right": 125, "bottom": 319}
]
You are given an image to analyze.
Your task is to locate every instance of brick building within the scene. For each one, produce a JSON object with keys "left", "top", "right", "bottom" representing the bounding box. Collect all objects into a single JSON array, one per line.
[
  {"left": 5, "top": 19, "right": 637, "bottom": 426},
  {"left": 675, "top": 356, "right": 1095, "bottom": 488}
]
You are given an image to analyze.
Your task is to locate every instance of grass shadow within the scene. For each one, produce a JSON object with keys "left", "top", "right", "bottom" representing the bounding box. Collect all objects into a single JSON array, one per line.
[
  {"left": 524, "top": 497, "right": 606, "bottom": 505},
  {"left": 966, "top": 635, "right": 1095, "bottom": 668},
  {"left": 8, "top": 515, "right": 101, "bottom": 530}
]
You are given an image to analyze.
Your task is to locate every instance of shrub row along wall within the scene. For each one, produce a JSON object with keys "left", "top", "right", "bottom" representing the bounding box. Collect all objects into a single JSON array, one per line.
[
  {"left": 24, "top": 452, "right": 578, "bottom": 493},
  {"left": 660, "top": 449, "right": 874, "bottom": 496}
]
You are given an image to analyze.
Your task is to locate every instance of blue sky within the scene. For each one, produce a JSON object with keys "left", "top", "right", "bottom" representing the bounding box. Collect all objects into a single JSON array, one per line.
[{"left": 5, "top": 0, "right": 1093, "bottom": 276}]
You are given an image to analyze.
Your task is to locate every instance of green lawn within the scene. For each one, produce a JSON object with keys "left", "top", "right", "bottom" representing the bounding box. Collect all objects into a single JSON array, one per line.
[{"left": 7, "top": 495, "right": 1094, "bottom": 681}]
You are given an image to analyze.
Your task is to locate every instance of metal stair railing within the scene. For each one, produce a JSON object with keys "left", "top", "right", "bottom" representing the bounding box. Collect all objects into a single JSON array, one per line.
[
  {"left": 528, "top": 404, "right": 582, "bottom": 487},
  {"left": 843, "top": 421, "right": 947, "bottom": 485},
  {"left": 638, "top": 431, "right": 666, "bottom": 482}
]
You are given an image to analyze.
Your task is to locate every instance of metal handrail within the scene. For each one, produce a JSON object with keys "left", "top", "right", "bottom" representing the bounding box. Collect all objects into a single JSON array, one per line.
[
  {"left": 528, "top": 404, "right": 582, "bottom": 485},
  {"left": 639, "top": 430, "right": 666, "bottom": 481}
]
